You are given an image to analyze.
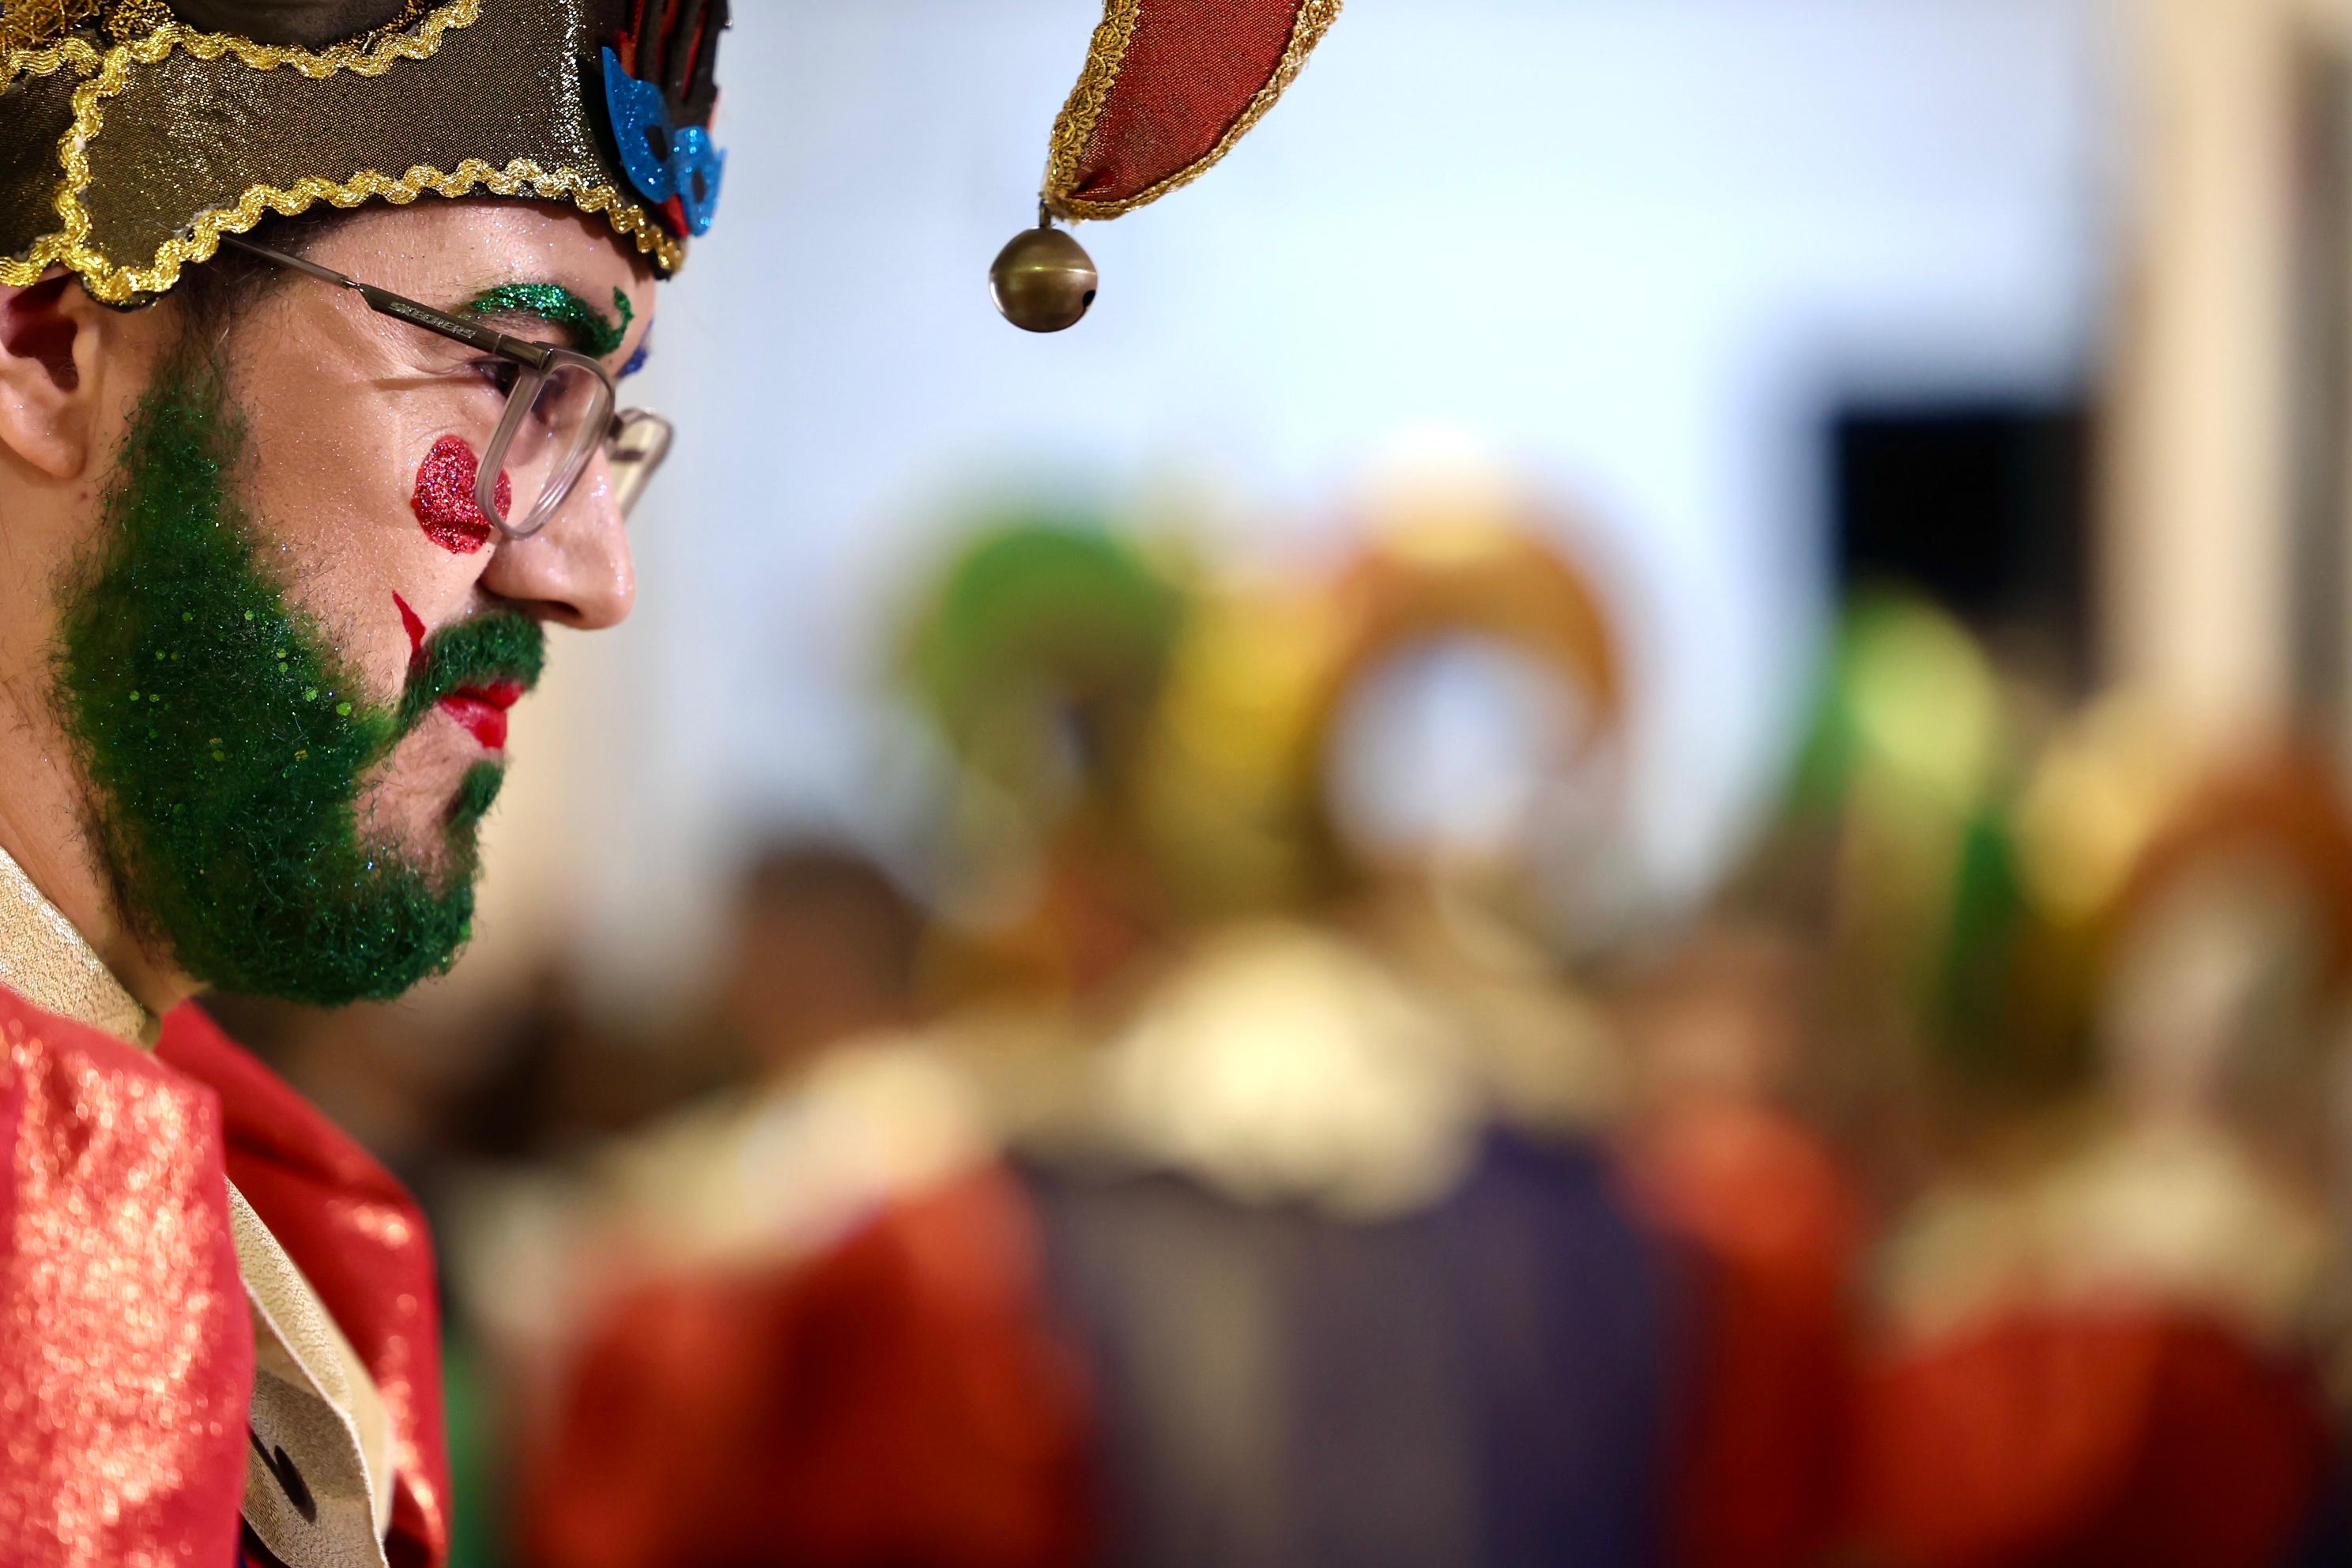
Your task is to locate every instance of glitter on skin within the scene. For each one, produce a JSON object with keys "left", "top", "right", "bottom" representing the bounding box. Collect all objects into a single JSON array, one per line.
[
  {"left": 462, "top": 282, "right": 633, "bottom": 359},
  {"left": 410, "top": 435, "right": 507, "bottom": 556}
]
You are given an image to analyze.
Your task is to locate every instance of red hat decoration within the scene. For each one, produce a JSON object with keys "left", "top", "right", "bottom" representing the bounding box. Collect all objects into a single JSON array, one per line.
[{"left": 990, "top": 0, "right": 1344, "bottom": 332}]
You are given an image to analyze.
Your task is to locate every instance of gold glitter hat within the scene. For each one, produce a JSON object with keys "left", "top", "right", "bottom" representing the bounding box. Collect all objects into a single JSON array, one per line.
[{"left": 0, "top": 0, "right": 729, "bottom": 306}]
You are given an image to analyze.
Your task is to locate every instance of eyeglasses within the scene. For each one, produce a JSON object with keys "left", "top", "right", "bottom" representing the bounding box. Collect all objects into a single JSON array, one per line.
[{"left": 219, "top": 235, "right": 673, "bottom": 538}]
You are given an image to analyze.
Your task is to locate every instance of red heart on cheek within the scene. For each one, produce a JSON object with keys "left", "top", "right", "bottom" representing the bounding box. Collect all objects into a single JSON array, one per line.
[{"left": 412, "top": 435, "right": 514, "bottom": 554}]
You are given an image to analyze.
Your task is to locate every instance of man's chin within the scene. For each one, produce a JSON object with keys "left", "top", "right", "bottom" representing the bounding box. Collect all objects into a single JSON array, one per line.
[
  {"left": 449, "top": 759, "right": 507, "bottom": 832},
  {"left": 123, "top": 769, "right": 496, "bottom": 1004},
  {"left": 356, "top": 737, "right": 507, "bottom": 850},
  {"left": 380, "top": 835, "right": 486, "bottom": 904},
  {"left": 360, "top": 799, "right": 499, "bottom": 906},
  {"left": 120, "top": 830, "right": 481, "bottom": 1007}
]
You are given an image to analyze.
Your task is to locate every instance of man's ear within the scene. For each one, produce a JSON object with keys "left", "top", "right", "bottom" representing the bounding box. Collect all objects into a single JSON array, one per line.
[{"left": 0, "top": 271, "right": 111, "bottom": 481}]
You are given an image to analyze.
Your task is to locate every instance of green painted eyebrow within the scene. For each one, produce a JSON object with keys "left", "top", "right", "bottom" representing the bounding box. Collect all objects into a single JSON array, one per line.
[{"left": 461, "top": 283, "right": 634, "bottom": 359}]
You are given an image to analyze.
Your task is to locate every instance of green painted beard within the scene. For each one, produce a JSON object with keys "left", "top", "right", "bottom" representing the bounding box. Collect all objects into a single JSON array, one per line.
[{"left": 55, "top": 348, "right": 545, "bottom": 1007}]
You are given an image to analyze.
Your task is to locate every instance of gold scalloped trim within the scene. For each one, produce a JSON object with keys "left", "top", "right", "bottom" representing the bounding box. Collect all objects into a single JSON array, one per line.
[
  {"left": 0, "top": 159, "right": 681, "bottom": 301},
  {"left": 101, "top": 0, "right": 477, "bottom": 77},
  {"left": 0, "top": 0, "right": 682, "bottom": 301},
  {"left": 1043, "top": 0, "right": 1343, "bottom": 222},
  {"left": 5, "top": 0, "right": 477, "bottom": 77},
  {"left": 0, "top": 25, "right": 99, "bottom": 89}
]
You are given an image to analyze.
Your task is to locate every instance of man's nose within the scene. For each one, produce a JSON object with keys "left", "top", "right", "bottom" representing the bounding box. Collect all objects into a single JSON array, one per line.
[{"left": 478, "top": 450, "right": 636, "bottom": 630}]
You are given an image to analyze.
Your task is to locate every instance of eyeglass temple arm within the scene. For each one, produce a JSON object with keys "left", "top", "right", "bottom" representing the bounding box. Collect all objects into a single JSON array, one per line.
[{"left": 217, "top": 234, "right": 557, "bottom": 371}]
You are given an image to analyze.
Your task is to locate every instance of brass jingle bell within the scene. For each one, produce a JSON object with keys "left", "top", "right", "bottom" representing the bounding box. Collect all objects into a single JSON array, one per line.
[{"left": 990, "top": 223, "right": 1098, "bottom": 333}]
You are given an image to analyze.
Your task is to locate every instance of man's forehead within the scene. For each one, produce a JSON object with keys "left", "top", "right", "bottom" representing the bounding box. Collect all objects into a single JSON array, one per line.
[{"left": 282, "top": 202, "right": 642, "bottom": 318}]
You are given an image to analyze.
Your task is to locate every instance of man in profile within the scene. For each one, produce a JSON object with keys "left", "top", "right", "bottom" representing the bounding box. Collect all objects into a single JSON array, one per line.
[
  {"left": 0, "top": 2, "right": 724, "bottom": 1562},
  {"left": 0, "top": 0, "right": 1355, "bottom": 1560}
]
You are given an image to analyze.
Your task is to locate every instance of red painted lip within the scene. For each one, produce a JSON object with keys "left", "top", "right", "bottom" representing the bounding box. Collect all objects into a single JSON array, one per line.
[{"left": 439, "top": 681, "right": 526, "bottom": 751}]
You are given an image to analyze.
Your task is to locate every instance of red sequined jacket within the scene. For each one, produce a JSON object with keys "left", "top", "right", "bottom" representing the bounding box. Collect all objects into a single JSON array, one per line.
[{"left": 0, "top": 986, "right": 449, "bottom": 1567}]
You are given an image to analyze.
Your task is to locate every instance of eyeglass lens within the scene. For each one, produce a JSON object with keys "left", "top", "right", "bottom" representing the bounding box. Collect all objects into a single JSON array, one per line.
[
  {"left": 484, "top": 359, "right": 615, "bottom": 537},
  {"left": 609, "top": 411, "right": 673, "bottom": 519}
]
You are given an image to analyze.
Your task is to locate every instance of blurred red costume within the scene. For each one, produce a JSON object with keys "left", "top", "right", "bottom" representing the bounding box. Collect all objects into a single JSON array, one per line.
[
  {"left": 1634, "top": 1094, "right": 2340, "bottom": 1568},
  {"left": 0, "top": 986, "right": 450, "bottom": 1567},
  {"left": 1627, "top": 1095, "right": 1865, "bottom": 1568},
  {"left": 522, "top": 1166, "right": 1093, "bottom": 1568},
  {"left": 1841, "top": 752, "right": 2352, "bottom": 1568},
  {"left": 1851, "top": 1307, "right": 2334, "bottom": 1568}
]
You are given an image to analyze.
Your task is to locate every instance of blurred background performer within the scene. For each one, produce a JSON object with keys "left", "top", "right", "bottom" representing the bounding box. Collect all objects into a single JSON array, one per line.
[
  {"left": 1611, "top": 905, "right": 1865, "bottom": 1568},
  {"left": 520, "top": 514, "right": 1189, "bottom": 1568},
  {"left": 978, "top": 499, "right": 1686, "bottom": 1568},
  {"left": 0, "top": 2, "right": 723, "bottom": 1564},
  {"left": 517, "top": 0, "right": 1355, "bottom": 1561},
  {"left": 1845, "top": 731, "right": 2352, "bottom": 1568},
  {"left": 517, "top": 835, "right": 1098, "bottom": 1568}
]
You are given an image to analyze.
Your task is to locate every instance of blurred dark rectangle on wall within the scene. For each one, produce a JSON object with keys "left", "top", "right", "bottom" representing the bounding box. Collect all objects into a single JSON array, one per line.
[{"left": 1832, "top": 401, "right": 2093, "bottom": 688}]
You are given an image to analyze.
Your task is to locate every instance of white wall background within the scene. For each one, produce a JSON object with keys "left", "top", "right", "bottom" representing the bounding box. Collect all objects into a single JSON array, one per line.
[{"left": 453, "top": 0, "right": 2115, "bottom": 1021}]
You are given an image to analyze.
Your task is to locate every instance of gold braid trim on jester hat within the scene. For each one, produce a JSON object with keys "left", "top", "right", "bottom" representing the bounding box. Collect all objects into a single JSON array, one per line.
[
  {"left": 0, "top": 0, "right": 728, "bottom": 307},
  {"left": 991, "top": 0, "right": 1345, "bottom": 333}
]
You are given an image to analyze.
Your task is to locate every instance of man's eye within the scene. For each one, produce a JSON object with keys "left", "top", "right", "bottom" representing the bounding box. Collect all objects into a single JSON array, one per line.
[{"left": 470, "top": 359, "right": 522, "bottom": 398}]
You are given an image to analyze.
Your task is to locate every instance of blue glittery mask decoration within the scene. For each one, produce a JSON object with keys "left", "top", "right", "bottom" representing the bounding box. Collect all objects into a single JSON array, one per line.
[{"left": 602, "top": 47, "right": 726, "bottom": 236}]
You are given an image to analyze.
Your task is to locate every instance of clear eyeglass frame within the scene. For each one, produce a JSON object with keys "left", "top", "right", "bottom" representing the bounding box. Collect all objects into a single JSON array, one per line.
[{"left": 219, "top": 233, "right": 671, "bottom": 537}]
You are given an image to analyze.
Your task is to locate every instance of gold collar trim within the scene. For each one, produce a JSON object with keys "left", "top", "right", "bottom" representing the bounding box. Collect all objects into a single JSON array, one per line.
[
  {"left": 0, "top": 840, "right": 153, "bottom": 1046},
  {"left": 232, "top": 1183, "right": 398, "bottom": 1567}
]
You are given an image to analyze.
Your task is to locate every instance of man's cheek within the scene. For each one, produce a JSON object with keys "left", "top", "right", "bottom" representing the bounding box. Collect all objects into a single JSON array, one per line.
[{"left": 411, "top": 435, "right": 511, "bottom": 554}]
